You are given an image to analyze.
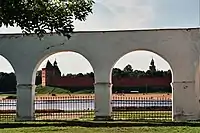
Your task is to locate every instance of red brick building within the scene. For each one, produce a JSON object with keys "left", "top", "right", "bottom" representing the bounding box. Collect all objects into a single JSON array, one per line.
[{"left": 41, "top": 59, "right": 172, "bottom": 93}]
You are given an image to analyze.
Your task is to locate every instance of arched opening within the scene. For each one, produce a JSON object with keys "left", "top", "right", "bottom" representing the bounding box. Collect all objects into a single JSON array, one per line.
[
  {"left": 0, "top": 55, "right": 16, "bottom": 94},
  {"left": 111, "top": 50, "right": 173, "bottom": 121},
  {"left": 0, "top": 55, "right": 17, "bottom": 121},
  {"left": 33, "top": 52, "right": 95, "bottom": 120}
]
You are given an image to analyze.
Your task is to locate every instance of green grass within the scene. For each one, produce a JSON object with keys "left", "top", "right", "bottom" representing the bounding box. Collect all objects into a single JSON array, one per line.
[
  {"left": 35, "top": 85, "right": 71, "bottom": 94},
  {"left": 73, "top": 111, "right": 172, "bottom": 121},
  {"left": 0, "top": 126, "right": 199, "bottom": 133},
  {"left": 0, "top": 111, "right": 172, "bottom": 122},
  {"left": 0, "top": 86, "right": 72, "bottom": 97},
  {"left": 35, "top": 85, "right": 95, "bottom": 94},
  {"left": 0, "top": 114, "right": 15, "bottom": 122},
  {"left": 112, "top": 111, "right": 171, "bottom": 120},
  {"left": 0, "top": 122, "right": 200, "bottom": 133},
  {"left": 0, "top": 94, "right": 16, "bottom": 96}
]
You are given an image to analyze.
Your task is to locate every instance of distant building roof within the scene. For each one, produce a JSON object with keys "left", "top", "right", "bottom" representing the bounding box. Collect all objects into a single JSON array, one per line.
[
  {"left": 46, "top": 60, "right": 53, "bottom": 69},
  {"left": 45, "top": 60, "right": 61, "bottom": 74}
]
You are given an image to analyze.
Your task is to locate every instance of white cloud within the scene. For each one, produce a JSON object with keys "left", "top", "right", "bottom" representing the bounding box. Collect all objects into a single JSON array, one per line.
[
  {"left": 0, "top": 0, "right": 155, "bottom": 33},
  {"left": 74, "top": 0, "right": 155, "bottom": 30}
]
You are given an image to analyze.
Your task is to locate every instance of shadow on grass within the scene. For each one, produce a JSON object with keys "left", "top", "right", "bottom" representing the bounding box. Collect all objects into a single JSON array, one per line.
[{"left": 1, "top": 120, "right": 200, "bottom": 128}]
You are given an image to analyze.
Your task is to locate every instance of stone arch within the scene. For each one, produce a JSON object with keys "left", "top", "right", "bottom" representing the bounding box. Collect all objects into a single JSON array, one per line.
[
  {"left": 108, "top": 47, "right": 200, "bottom": 121},
  {"left": 110, "top": 49, "right": 174, "bottom": 85},
  {"left": 110, "top": 50, "right": 174, "bottom": 119},
  {"left": 32, "top": 50, "right": 95, "bottom": 85}
]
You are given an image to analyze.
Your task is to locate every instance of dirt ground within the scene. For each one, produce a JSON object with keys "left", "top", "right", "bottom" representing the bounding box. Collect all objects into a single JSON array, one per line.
[
  {"left": 0, "top": 93, "right": 171, "bottom": 101},
  {"left": 35, "top": 93, "right": 171, "bottom": 101}
]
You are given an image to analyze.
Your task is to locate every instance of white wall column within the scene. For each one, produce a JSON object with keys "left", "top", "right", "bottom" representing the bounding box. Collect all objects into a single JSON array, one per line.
[
  {"left": 173, "top": 81, "right": 200, "bottom": 121},
  {"left": 94, "top": 82, "right": 112, "bottom": 120},
  {"left": 16, "top": 84, "right": 35, "bottom": 121}
]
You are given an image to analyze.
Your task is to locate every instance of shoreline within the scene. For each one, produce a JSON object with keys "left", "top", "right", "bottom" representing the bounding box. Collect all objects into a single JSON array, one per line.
[
  {"left": 34, "top": 93, "right": 172, "bottom": 101},
  {"left": 0, "top": 93, "right": 172, "bottom": 101}
]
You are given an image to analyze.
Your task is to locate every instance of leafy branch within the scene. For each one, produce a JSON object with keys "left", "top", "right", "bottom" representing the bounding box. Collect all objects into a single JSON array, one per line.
[{"left": 0, "top": 0, "right": 94, "bottom": 39}]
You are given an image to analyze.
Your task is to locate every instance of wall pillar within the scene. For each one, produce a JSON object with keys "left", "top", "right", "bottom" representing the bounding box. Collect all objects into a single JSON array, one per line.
[
  {"left": 173, "top": 81, "right": 200, "bottom": 121},
  {"left": 94, "top": 82, "right": 112, "bottom": 120},
  {"left": 16, "top": 84, "right": 35, "bottom": 121}
]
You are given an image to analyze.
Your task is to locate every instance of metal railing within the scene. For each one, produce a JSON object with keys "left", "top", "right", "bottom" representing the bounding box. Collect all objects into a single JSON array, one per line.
[
  {"left": 0, "top": 99, "right": 16, "bottom": 122},
  {"left": 0, "top": 94, "right": 172, "bottom": 122},
  {"left": 112, "top": 94, "right": 171, "bottom": 121},
  {"left": 35, "top": 95, "right": 94, "bottom": 120}
]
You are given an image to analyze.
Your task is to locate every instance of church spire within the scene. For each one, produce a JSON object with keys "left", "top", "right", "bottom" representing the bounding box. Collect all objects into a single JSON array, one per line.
[
  {"left": 149, "top": 58, "right": 156, "bottom": 72},
  {"left": 46, "top": 60, "right": 53, "bottom": 68},
  {"left": 150, "top": 58, "right": 154, "bottom": 66},
  {"left": 53, "top": 59, "right": 57, "bottom": 66}
]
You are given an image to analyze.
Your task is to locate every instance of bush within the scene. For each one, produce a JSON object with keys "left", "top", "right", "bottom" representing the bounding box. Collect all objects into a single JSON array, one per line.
[{"left": 5, "top": 96, "right": 16, "bottom": 99}]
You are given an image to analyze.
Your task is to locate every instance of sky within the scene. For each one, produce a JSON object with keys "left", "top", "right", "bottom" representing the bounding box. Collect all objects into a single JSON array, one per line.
[{"left": 0, "top": 0, "right": 199, "bottom": 74}]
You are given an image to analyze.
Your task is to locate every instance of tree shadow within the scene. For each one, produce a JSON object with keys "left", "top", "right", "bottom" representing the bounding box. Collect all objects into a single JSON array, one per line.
[{"left": 1, "top": 120, "right": 200, "bottom": 128}]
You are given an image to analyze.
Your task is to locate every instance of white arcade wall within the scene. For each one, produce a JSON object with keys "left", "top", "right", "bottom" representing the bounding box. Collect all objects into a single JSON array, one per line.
[{"left": 0, "top": 27, "right": 200, "bottom": 121}]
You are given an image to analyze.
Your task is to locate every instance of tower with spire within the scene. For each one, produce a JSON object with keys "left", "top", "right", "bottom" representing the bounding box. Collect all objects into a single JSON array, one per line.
[
  {"left": 149, "top": 58, "right": 156, "bottom": 72},
  {"left": 53, "top": 59, "right": 57, "bottom": 66},
  {"left": 41, "top": 59, "right": 61, "bottom": 86}
]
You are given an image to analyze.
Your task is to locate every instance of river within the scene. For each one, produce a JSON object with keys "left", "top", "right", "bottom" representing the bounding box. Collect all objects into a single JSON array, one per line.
[{"left": 0, "top": 99, "right": 172, "bottom": 111}]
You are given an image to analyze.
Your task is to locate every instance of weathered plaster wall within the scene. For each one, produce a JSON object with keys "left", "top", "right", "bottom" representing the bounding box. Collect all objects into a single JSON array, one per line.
[
  {"left": 195, "top": 57, "right": 200, "bottom": 103},
  {"left": 0, "top": 28, "right": 199, "bottom": 83},
  {"left": 0, "top": 27, "right": 200, "bottom": 121}
]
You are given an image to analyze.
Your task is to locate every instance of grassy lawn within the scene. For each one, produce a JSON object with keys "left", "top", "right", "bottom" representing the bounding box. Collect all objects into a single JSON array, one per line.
[
  {"left": 0, "top": 111, "right": 172, "bottom": 122},
  {"left": 35, "top": 86, "right": 71, "bottom": 94},
  {"left": 0, "top": 125, "right": 199, "bottom": 133},
  {"left": 112, "top": 111, "right": 171, "bottom": 120},
  {"left": 0, "top": 94, "right": 16, "bottom": 96}
]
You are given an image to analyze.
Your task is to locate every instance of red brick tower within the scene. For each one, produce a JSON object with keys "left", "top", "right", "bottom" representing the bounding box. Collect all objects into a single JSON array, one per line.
[{"left": 41, "top": 60, "right": 61, "bottom": 87}]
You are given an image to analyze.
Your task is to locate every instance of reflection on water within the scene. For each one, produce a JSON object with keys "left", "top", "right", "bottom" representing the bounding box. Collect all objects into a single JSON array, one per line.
[{"left": 0, "top": 99, "right": 172, "bottom": 111}]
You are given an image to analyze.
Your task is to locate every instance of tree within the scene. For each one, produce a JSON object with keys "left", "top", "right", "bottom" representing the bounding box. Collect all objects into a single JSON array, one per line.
[
  {"left": 0, "top": 0, "right": 94, "bottom": 38},
  {"left": 36, "top": 70, "right": 42, "bottom": 77},
  {"left": 123, "top": 64, "right": 133, "bottom": 73},
  {"left": 0, "top": 72, "right": 17, "bottom": 93},
  {"left": 85, "top": 72, "right": 94, "bottom": 77},
  {"left": 133, "top": 70, "right": 146, "bottom": 78},
  {"left": 35, "top": 70, "right": 42, "bottom": 85},
  {"left": 77, "top": 73, "right": 84, "bottom": 77},
  {"left": 112, "top": 68, "right": 123, "bottom": 77}
]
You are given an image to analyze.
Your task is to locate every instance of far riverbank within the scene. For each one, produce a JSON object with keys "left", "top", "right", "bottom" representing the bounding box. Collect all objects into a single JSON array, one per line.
[{"left": 0, "top": 93, "right": 171, "bottom": 101}]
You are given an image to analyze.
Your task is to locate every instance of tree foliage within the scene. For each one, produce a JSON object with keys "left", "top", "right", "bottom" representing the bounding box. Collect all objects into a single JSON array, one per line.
[
  {"left": 0, "top": 72, "right": 17, "bottom": 93},
  {"left": 0, "top": 64, "right": 172, "bottom": 93},
  {"left": 59, "top": 64, "right": 172, "bottom": 78},
  {"left": 112, "top": 65, "right": 172, "bottom": 78},
  {"left": 123, "top": 64, "right": 133, "bottom": 73},
  {"left": 0, "top": 0, "right": 94, "bottom": 38}
]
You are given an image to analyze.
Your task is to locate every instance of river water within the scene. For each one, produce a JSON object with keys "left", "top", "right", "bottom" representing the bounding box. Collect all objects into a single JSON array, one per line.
[{"left": 0, "top": 99, "right": 172, "bottom": 111}]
